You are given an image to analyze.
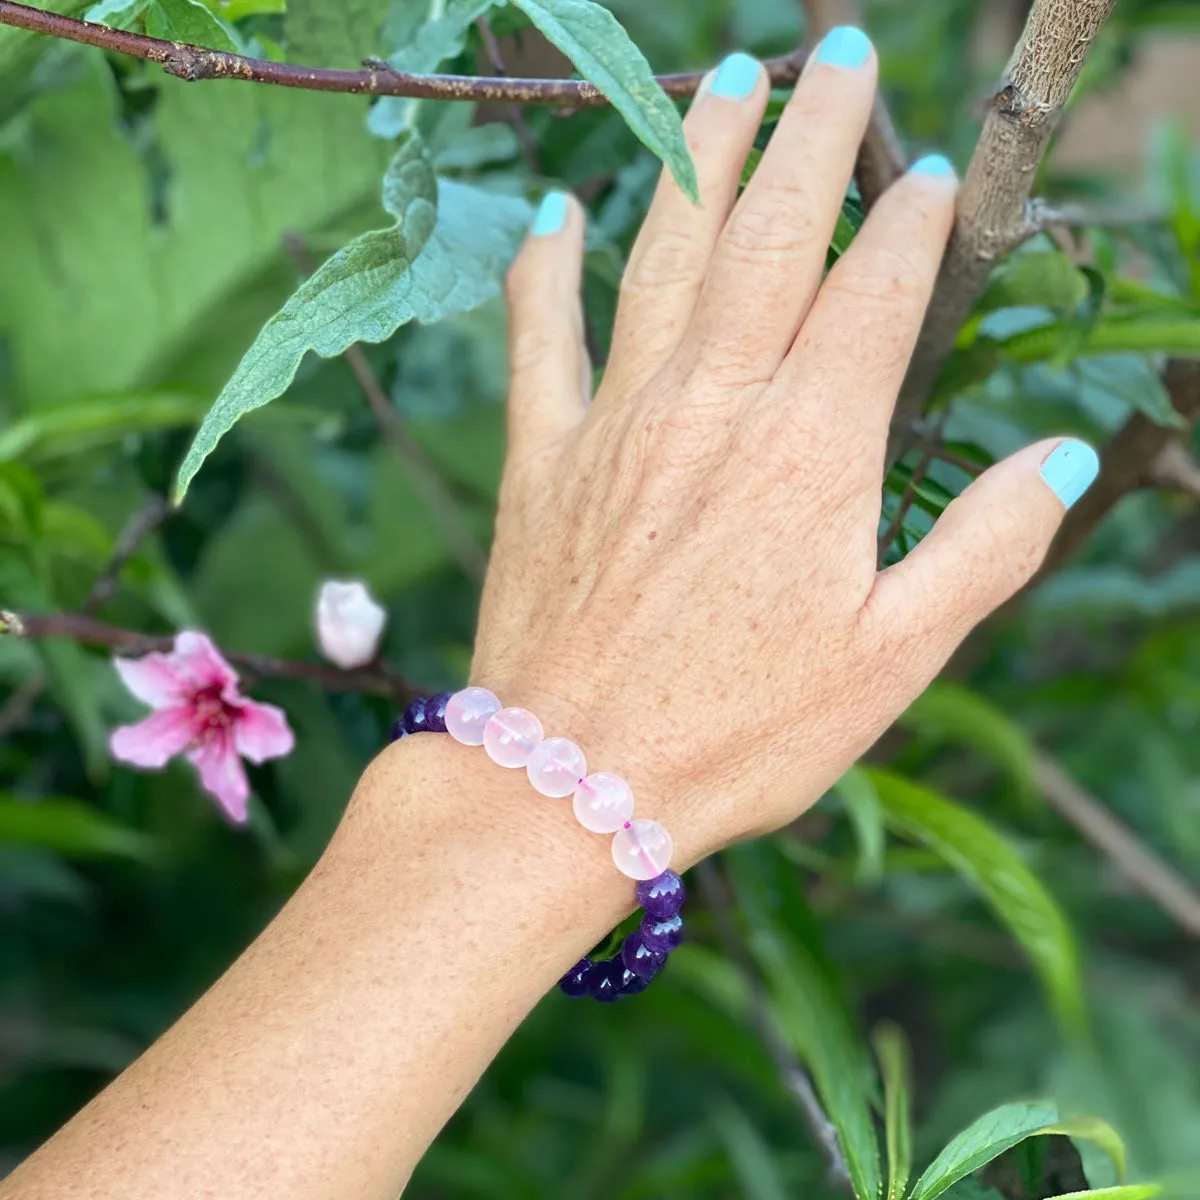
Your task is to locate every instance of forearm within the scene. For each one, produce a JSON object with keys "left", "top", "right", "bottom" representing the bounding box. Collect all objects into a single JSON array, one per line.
[{"left": 2, "top": 734, "right": 631, "bottom": 1200}]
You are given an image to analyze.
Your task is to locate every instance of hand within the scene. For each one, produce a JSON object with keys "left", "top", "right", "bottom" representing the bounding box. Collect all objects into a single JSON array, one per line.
[{"left": 473, "top": 32, "right": 1096, "bottom": 868}]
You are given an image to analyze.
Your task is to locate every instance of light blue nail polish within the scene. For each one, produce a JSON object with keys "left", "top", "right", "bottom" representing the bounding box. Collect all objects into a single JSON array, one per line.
[
  {"left": 815, "top": 25, "right": 872, "bottom": 68},
  {"left": 532, "top": 191, "right": 568, "bottom": 236},
  {"left": 910, "top": 153, "right": 956, "bottom": 178},
  {"left": 1040, "top": 440, "right": 1100, "bottom": 509},
  {"left": 710, "top": 52, "right": 761, "bottom": 99}
]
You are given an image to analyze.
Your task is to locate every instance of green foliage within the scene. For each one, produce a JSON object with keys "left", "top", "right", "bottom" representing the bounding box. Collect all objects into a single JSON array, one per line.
[{"left": 2, "top": 0, "right": 1200, "bottom": 1194}]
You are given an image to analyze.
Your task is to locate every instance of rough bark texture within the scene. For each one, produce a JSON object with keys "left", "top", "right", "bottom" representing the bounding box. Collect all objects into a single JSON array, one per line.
[{"left": 891, "top": 0, "right": 1117, "bottom": 459}]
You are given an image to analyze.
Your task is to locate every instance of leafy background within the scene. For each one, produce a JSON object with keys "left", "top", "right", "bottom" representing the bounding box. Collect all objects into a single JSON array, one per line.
[{"left": 1, "top": 0, "right": 1200, "bottom": 1196}]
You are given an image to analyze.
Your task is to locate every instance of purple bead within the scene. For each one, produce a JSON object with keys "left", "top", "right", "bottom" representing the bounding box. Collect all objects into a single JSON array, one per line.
[
  {"left": 559, "top": 958, "right": 593, "bottom": 998},
  {"left": 587, "top": 957, "right": 626, "bottom": 1003},
  {"left": 388, "top": 717, "right": 408, "bottom": 743},
  {"left": 618, "top": 966, "right": 651, "bottom": 996},
  {"left": 425, "top": 691, "right": 452, "bottom": 734},
  {"left": 402, "top": 697, "right": 430, "bottom": 735},
  {"left": 621, "top": 931, "right": 666, "bottom": 979},
  {"left": 637, "top": 870, "right": 685, "bottom": 920},
  {"left": 641, "top": 912, "right": 683, "bottom": 953}
]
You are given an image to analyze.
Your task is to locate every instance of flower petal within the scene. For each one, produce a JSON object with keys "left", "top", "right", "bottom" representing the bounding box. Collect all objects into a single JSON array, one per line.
[
  {"left": 232, "top": 700, "right": 295, "bottom": 764},
  {"left": 187, "top": 729, "right": 250, "bottom": 823},
  {"left": 110, "top": 705, "right": 199, "bottom": 768},
  {"left": 113, "top": 652, "right": 189, "bottom": 709},
  {"left": 172, "top": 631, "right": 241, "bottom": 696}
]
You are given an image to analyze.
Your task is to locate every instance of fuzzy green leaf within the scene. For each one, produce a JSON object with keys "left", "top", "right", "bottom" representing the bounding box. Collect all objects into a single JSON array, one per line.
[
  {"left": 507, "top": 0, "right": 698, "bottom": 200},
  {"left": 174, "top": 135, "right": 532, "bottom": 500},
  {"left": 867, "top": 769, "right": 1086, "bottom": 1031},
  {"left": 144, "top": 0, "right": 239, "bottom": 50}
]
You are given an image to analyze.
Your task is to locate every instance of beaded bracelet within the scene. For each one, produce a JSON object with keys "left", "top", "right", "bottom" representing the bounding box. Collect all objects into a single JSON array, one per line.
[{"left": 390, "top": 688, "right": 685, "bottom": 1003}]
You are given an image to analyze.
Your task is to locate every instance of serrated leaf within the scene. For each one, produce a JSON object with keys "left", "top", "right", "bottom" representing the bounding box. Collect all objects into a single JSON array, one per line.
[
  {"left": 174, "top": 135, "right": 532, "bottom": 500},
  {"left": 910, "top": 1102, "right": 1126, "bottom": 1200},
  {"left": 977, "top": 252, "right": 1090, "bottom": 314},
  {"left": 144, "top": 0, "right": 239, "bottom": 51},
  {"left": 508, "top": 0, "right": 698, "bottom": 200},
  {"left": 873, "top": 1024, "right": 913, "bottom": 1200},
  {"left": 867, "top": 769, "right": 1086, "bottom": 1032},
  {"left": 900, "top": 682, "right": 1038, "bottom": 805},
  {"left": 0, "top": 798, "right": 156, "bottom": 861}
]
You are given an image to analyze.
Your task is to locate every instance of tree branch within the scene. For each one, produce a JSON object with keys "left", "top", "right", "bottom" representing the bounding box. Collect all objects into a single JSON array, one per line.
[
  {"left": 1148, "top": 439, "right": 1200, "bottom": 501},
  {"left": 892, "top": 0, "right": 1117, "bottom": 459},
  {"left": 1035, "top": 754, "right": 1200, "bottom": 939},
  {"left": 694, "top": 859, "right": 855, "bottom": 1195},
  {"left": 0, "top": 1, "right": 805, "bottom": 104},
  {"left": 1, "top": 611, "right": 415, "bottom": 701}
]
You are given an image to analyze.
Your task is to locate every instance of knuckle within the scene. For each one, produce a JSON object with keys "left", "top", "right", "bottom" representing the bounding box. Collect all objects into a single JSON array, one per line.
[
  {"left": 826, "top": 244, "right": 927, "bottom": 311},
  {"left": 621, "top": 226, "right": 703, "bottom": 299},
  {"left": 722, "top": 189, "right": 818, "bottom": 262}
]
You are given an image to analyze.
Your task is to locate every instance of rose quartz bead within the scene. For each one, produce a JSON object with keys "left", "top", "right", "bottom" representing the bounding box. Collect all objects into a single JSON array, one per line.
[
  {"left": 444, "top": 687, "right": 501, "bottom": 746},
  {"left": 611, "top": 819, "right": 673, "bottom": 881},
  {"left": 573, "top": 772, "right": 634, "bottom": 834},
  {"left": 527, "top": 737, "right": 586, "bottom": 797},
  {"left": 483, "top": 707, "right": 544, "bottom": 768}
]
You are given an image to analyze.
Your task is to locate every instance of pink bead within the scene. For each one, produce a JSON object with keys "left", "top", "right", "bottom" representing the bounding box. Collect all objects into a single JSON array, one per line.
[
  {"left": 483, "top": 707, "right": 544, "bottom": 768},
  {"left": 444, "top": 687, "right": 501, "bottom": 746},
  {"left": 527, "top": 737, "right": 586, "bottom": 797},
  {"left": 611, "top": 819, "right": 673, "bottom": 881},
  {"left": 573, "top": 772, "right": 634, "bottom": 834}
]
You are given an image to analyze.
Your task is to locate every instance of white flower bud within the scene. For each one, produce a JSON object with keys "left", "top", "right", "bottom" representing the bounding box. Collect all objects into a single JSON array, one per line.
[{"left": 315, "top": 580, "right": 387, "bottom": 669}]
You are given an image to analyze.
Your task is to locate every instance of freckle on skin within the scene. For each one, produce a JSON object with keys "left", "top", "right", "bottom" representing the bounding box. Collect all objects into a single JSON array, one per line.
[{"left": 648, "top": 531, "right": 657, "bottom": 541}]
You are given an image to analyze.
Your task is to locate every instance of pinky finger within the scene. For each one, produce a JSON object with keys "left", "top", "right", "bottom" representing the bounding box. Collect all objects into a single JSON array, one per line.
[{"left": 504, "top": 191, "right": 589, "bottom": 457}]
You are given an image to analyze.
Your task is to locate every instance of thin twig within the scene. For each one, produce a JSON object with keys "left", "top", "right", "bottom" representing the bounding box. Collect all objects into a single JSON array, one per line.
[
  {"left": 83, "top": 493, "right": 169, "bottom": 615},
  {"left": 893, "top": 0, "right": 1118, "bottom": 461},
  {"left": 473, "top": 16, "right": 541, "bottom": 174},
  {"left": 284, "top": 234, "right": 489, "bottom": 585},
  {"left": 1149, "top": 439, "right": 1200, "bottom": 501},
  {"left": 0, "top": 1, "right": 805, "bottom": 104},
  {"left": 1035, "top": 755, "right": 1200, "bottom": 939},
  {"left": 695, "top": 859, "right": 855, "bottom": 1195},
  {"left": 877, "top": 412, "right": 948, "bottom": 561},
  {"left": 3, "top": 611, "right": 415, "bottom": 701}
]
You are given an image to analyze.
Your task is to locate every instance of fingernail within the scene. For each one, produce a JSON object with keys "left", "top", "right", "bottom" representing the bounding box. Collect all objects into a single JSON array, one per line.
[
  {"left": 532, "top": 191, "right": 568, "bottom": 236},
  {"left": 710, "top": 52, "right": 761, "bottom": 99},
  {"left": 814, "top": 25, "right": 872, "bottom": 68},
  {"left": 910, "top": 153, "right": 956, "bottom": 178},
  {"left": 1040, "top": 440, "right": 1100, "bottom": 509}
]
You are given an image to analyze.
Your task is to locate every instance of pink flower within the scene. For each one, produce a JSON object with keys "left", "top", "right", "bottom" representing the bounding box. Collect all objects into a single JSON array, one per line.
[{"left": 109, "top": 631, "right": 294, "bottom": 824}]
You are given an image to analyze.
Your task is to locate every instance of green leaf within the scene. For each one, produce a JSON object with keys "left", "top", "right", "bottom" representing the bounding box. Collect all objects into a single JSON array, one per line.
[
  {"left": 832, "top": 765, "right": 886, "bottom": 885},
  {"left": 144, "top": 0, "right": 239, "bottom": 49},
  {"left": 910, "top": 1101, "right": 1126, "bottom": 1200},
  {"left": 1043, "top": 1117, "right": 1128, "bottom": 1184},
  {"left": 899, "top": 682, "right": 1038, "bottom": 805},
  {"left": 83, "top": 0, "right": 145, "bottom": 27},
  {"left": 1041, "top": 1189, "right": 1163, "bottom": 1200},
  {"left": 0, "top": 798, "right": 156, "bottom": 861},
  {"left": 710, "top": 1098, "right": 791, "bottom": 1200},
  {"left": 977, "top": 252, "right": 1089, "bottom": 314},
  {"left": 867, "top": 769, "right": 1086, "bottom": 1032},
  {"left": 369, "top": 0, "right": 500, "bottom": 138},
  {"left": 873, "top": 1024, "right": 913, "bottom": 1200},
  {"left": 174, "top": 134, "right": 532, "bottom": 500},
  {"left": 728, "top": 846, "right": 882, "bottom": 1200},
  {"left": 284, "top": 0, "right": 386, "bottom": 65},
  {"left": 507, "top": 0, "right": 698, "bottom": 200},
  {"left": 998, "top": 314, "right": 1200, "bottom": 375}
]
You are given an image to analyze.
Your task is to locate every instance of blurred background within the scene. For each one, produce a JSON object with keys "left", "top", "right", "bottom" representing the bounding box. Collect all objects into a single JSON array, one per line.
[{"left": 1, "top": 0, "right": 1200, "bottom": 1195}]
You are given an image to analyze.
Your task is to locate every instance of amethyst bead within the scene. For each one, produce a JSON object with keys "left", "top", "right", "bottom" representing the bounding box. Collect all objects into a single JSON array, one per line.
[
  {"left": 401, "top": 697, "right": 430, "bottom": 735},
  {"left": 588, "top": 957, "right": 626, "bottom": 1003},
  {"left": 388, "top": 717, "right": 408, "bottom": 743},
  {"left": 559, "top": 958, "right": 593, "bottom": 998},
  {"left": 636, "top": 870, "right": 685, "bottom": 920},
  {"left": 621, "top": 931, "right": 666, "bottom": 979},
  {"left": 641, "top": 911, "right": 683, "bottom": 953},
  {"left": 617, "top": 965, "right": 650, "bottom": 995},
  {"left": 424, "top": 691, "right": 452, "bottom": 734}
]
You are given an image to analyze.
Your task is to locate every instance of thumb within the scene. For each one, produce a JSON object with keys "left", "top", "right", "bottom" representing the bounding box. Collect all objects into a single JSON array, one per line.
[{"left": 867, "top": 437, "right": 1100, "bottom": 665}]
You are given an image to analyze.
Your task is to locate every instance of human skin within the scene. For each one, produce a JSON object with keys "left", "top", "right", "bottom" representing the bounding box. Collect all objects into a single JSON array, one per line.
[{"left": 0, "top": 32, "right": 1096, "bottom": 1200}]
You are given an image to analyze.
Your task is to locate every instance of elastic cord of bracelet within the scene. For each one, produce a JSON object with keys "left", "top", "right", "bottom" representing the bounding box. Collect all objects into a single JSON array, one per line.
[{"left": 389, "top": 690, "right": 685, "bottom": 1003}]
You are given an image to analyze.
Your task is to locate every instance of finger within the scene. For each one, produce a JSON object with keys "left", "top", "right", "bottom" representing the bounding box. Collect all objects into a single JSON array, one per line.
[
  {"left": 504, "top": 192, "right": 589, "bottom": 456},
  {"left": 865, "top": 439, "right": 1101, "bottom": 671},
  {"left": 776, "top": 155, "right": 958, "bottom": 455},
  {"left": 684, "top": 26, "right": 877, "bottom": 380},
  {"left": 603, "top": 53, "right": 769, "bottom": 396}
]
